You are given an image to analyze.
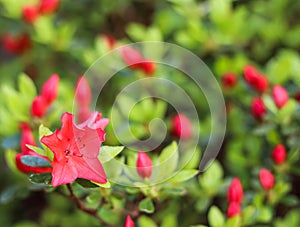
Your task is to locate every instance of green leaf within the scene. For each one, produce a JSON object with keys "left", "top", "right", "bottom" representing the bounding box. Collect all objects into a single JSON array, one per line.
[
  {"left": 98, "top": 205, "right": 120, "bottom": 224},
  {"left": 226, "top": 215, "right": 241, "bottom": 227},
  {"left": 1, "top": 134, "right": 21, "bottom": 150},
  {"left": 157, "top": 141, "right": 179, "bottom": 179},
  {"left": 39, "top": 124, "right": 53, "bottom": 139},
  {"left": 29, "top": 173, "right": 52, "bottom": 185},
  {"left": 167, "top": 169, "right": 198, "bottom": 183},
  {"left": 138, "top": 215, "right": 157, "bottom": 227},
  {"left": 199, "top": 160, "right": 223, "bottom": 195},
  {"left": 161, "top": 214, "right": 177, "bottom": 227},
  {"left": 76, "top": 178, "right": 99, "bottom": 188},
  {"left": 208, "top": 206, "right": 225, "bottom": 227},
  {"left": 0, "top": 186, "right": 18, "bottom": 204},
  {"left": 20, "top": 155, "right": 51, "bottom": 167},
  {"left": 139, "top": 197, "right": 155, "bottom": 214},
  {"left": 98, "top": 146, "right": 124, "bottom": 163},
  {"left": 26, "top": 145, "right": 46, "bottom": 156},
  {"left": 257, "top": 207, "right": 273, "bottom": 223},
  {"left": 18, "top": 73, "right": 37, "bottom": 100}
]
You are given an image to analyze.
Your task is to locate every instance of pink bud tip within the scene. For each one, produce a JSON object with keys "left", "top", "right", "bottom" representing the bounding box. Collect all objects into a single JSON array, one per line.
[
  {"left": 272, "top": 85, "right": 289, "bottom": 109},
  {"left": 271, "top": 144, "right": 287, "bottom": 164},
  {"left": 22, "top": 5, "right": 39, "bottom": 24},
  {"left": 251, "top": 97, "right": 267, "bottom": 120},
  {"left": 31, "top": 96, "right": 48, "bottom": 118},
  {"left": 171, "top": 114, "right": 193, "bottom": 139},
  {"left": 124, "top": 215, "right": 135, "bottom": 227},
  {"left": 41, "top": 74, "right": 60, "bottom": 105},
  {"left": 259, "top": 168, "right": 275, "bottom": 190},
  {"left": 136, "top": 151, "right": 153, "bottom": 179}
]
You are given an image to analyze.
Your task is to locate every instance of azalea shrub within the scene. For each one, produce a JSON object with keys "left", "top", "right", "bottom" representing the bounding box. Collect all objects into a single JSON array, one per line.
[{"left": 1, "top": 0, "right": 300, "bottom": 227}]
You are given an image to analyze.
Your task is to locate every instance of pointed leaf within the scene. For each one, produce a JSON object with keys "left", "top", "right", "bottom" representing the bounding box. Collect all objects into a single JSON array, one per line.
[
  {"left": 167, "top": 169, "right": 198, "bottom": 183},
  {"left": 29, "top": 173, "right": 52, "bottom": 185},
  {"left": 98, "top": 146, "right": 124, "bottom": 163}
]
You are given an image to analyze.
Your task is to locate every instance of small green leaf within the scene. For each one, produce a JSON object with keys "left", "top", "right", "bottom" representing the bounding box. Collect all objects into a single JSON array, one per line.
[
  {"left": 29, "top": 173, "right": 52, "bottom": 185},
  {"left": 167, "top": 169, "right": 198, "bottom": 183},
  {"left": 158, "top": 141, "right": 179, "bottom": 178},
  {"left": 91, "top": 180, "right": 111, "bottom": 188},
  {"left": 138, "top": 215, "right": 157, "bottom": 227},
  {"left": 139, "top": 197, "right": 155, "bottom": 214},
  {"left": 98, "top": 146, "right": 124, "bottom": 163},
  {"left": 20, "top": 155, "right": 51, "bottom": 167},
  {"left": 226, "top": 215, "right": 241, "bottom": 227},
  {"left": 18, "top": 73, "right": 37, "bottom": 100},
  {"left": 0, "top": 186, "right": 19, "bottom": 204},
  {"left": 39, "top": 124, "right": 53, "bottom": 139},
  {"left": 98, "top": 205, "right": 120, "bottom": 224},
  {"left": 26, "top": 145, "right": 46, "bottom": 156},
  {"left": 208, "top": 206, "right": 225, "bottom": 227}
]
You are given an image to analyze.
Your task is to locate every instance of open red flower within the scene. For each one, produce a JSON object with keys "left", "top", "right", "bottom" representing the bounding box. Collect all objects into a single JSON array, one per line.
[{"left": 41, "top": 112, "right": 107, "bottom": 187}]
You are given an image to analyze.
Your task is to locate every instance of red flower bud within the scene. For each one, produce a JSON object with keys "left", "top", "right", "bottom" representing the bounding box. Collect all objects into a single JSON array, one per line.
[
  {"left": 251, "top": 97, "right": 266, "bottom": 120},
  {"left": 136, "top": 151, "right": 153, "bottom": 179},
  {"left": 227, "top": 178, "right": 243, "bottom": 204},
  {"left": 295, "top": 91, "right": 300, "bottom": 103},
  {"left": 75, "top": 76, "right": 92, "bottom": 107},
  {"left": 124, "top": 215, "right": 135, "bottom": 227},
  {"left": 39, "top": 0, "right": 60, "bottom": 14},
  {"left": 271, "top": 144, "right": 287, "bottom": 164},
  {"left": 272, "top": 85, "right": 289, "bottom": 109},
  {"left": 141, "top": 61, "right": 156, "bottom": 75},
  {"left": 20, "top": 123, "right": 36, "bottom": 153},
  {"left": 15, "top": 152, "right": 52, "bottom": 174},
  {"left": 243, "top": 65, "right": 268, "bottom": 93},
  {"left": 222, "top": 73, "right": 238, "bottom": 88},
  {"left": 31, "top": 96, "right": 48, "bottom": 117},
  {"left": 41, "top": 74, "right": 59, "bottom": 105},
  {"left": 120, "top": 47, "right": 156, "bottom": 75},
  {"left": 227, "top": 202, "right": 241, "bottom": 218},
  {"left": 171, "top": 114, "right": 193, "bottom": 139},
  {"left": 22, "top": 5, "right": 39, "bottom": 24},
  {"left": 259, "top": 168, "right": 275, "bottom": 190},
  {"left": 104, "top": 34, "right": 116, "bottom": 49}
]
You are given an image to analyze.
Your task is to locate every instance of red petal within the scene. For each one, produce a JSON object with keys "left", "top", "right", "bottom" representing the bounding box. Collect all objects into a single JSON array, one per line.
[{"left": 51, "top": 158, "right": 78, "bottom": 187}]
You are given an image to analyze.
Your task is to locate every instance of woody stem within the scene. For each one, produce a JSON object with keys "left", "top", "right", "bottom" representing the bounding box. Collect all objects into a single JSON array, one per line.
[{"left": 66, "top": 184, "right": 104, "bottom": 224}]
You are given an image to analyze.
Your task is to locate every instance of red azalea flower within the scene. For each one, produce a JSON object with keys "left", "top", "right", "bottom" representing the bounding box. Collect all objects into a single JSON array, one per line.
[
  {"left": 171, "top": 114, "right": 193, "bottom": 139},
  {"left": 39, "top": 0, "right": 60, "bottom": 14},
  {"left": 251, "top": 97, "right": 267, "bottom": 120},
  {"left": 31, "top": 95, "right": 48, "bottom": 118},
  {"left": 41, "top": 112, "right": 107, "bottom": 187},
  {"left": 136, "top": 151, "right": 153, "bottom": 179},
  {"left": 78, "top": 112, "right": 110, "bottom": 130},
  {"left": 222, "top": 72, "right": 238, "bottom": 88},
  {"left": 271, "top": 144, "right": 287, "bottom": 164},
  {"left": 22, "top": 5, "right": 39, "bottom": 24},
  {"left": 272, "top": 85, "right": 289, "bottom": 109},
  {"left": 41, "top": 74, "right": 60, "bottom": 105},
  {"left": 104, "top": 34, "right": 116, "bottom": 49},
  {"left": 16, "top": 123, "right": 51, "bottom": 174},
  {"left": 124, "top": 215, "right": 135, "bottom": 227},
  {"left": 227, "top": 202, "right": 241, "bottom": 218},
  {"left": 259, "top": 168, "right": 275, "bottom": 190},
  {"left": 227, "top": 178, "right": 244, "bottom": 204}
]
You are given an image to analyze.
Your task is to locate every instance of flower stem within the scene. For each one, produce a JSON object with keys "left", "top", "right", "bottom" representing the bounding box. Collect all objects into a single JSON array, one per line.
[{"left": 66, "top": 184, "right": 104, "bottom": 224}]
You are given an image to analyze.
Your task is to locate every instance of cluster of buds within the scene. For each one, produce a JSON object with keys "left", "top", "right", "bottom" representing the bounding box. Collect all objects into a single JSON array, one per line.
[
  {"left": 2, "top": 33, "right": 31, "bottom": 55},
  {"left": 22, "top": 0, "right": 60, "bottom": 24},
  {"left": 31, "top": 74, "right": 60, "bottom": 118}
]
